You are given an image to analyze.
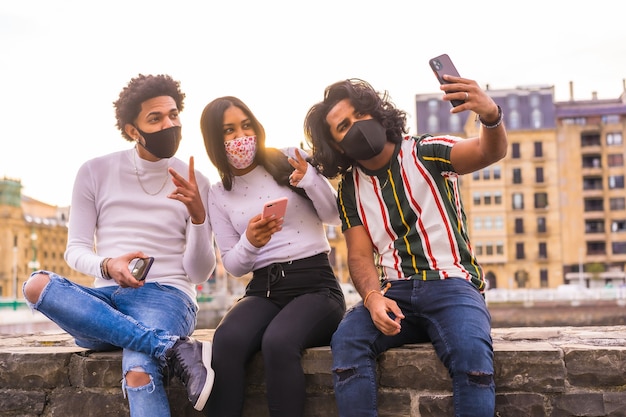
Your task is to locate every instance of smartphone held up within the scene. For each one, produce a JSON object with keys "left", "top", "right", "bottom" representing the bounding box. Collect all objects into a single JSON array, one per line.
[{"left": 429, "top": 54, "right": 465, "bottom": 107}]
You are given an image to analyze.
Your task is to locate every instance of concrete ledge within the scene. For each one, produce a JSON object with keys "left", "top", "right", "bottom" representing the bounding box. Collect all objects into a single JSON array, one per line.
[{"left": 2, "top": 326, "right": 626, "bottom": 416}]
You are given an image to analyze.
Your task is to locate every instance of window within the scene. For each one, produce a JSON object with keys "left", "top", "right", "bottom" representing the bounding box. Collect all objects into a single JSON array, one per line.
[
  {"left": 540, "top": 269, "right": 548, "bottom": 288},
  {"left": 475, "top": 244, "right": 483, "bottom": 256},
  {"left": 581, "top": 132, "right": 601, "bottom": 147},
  {"left": 535, "top": 167, "right": 544, "bottom": 183},
  {"left": 473, "top": 192, "right": 481, "bottom": 205},
  {"left": 472, "top": 171, "right": 480, "bottom": 180},
  {"left": 534, "top": 142, "right": 543, "bottom": 158},
  {"left": 582, "top": 154, "right": 602, "bottom": 168},
  {"left": 496, "top": 242, "right": 504, "bottom": 255},
  {"left": 511, "top": 143, "right": 520, "bottom": 158},
  {"left": 494, "top": 192, "right": 502, "bottom": 205},
  {"left": 509, "top": 110, "right": 521, "bottom": 129},
  {"left": 512, "top": 168, "right": 522, "bottom": 184},
  {"left": 531, "top": 108, "right": 543, "bottom": 129},
  {"left": 473, "top": 217, "right": 482, "bottom": 230},
  {"left": 608, "top": 154, "right": 624, "bottom": 167},
  {"left": 514, "top": 218, "right": 524, "bottom": 234},
  {"left": 612, "top": 220, "right": 626, "bottom": 233},
  {"left": 493, "top": 165, "right": 501, "bottom": 180},
  {"left": 603, "top": 115, "right": 621, "bottom": 124},
  {"left": 613, "top": 242, "right": 626, "bottom": 254},
  {"left": 515, "top": 242, "right": 525, "bottom": 259},
  {"left": 485, "top": 242, "right": 494, "bottom": 255},
  {"left": 607, "top": 132, "right": 623, "bottom": 146},
  {"left": 513, "top": 193, "right": 524, "bottom": 210},
  {"left": 534, "top": 192, "right": 548, "bottom": 209},
  {"left": 484, "top": 193, "right": 492, "bottom": 205},
  {"left": 482, "top": 169, "right": 490, "bottom": 180},
  {"left": 587, "top": 241, "right": 606, "bottom": 255},
  {"left": 583, "top": 176, "right": 602, "bottom": 190},
  {"left": 449, "top": 113, "right": 461, "bottom": 132},
  {"left": 584, "top": 198, "right": 604, "bottom": 212},
  {"left": 609, "top": 175, "right": 625, "bottom": 189},
  {"left": 483, "top": 217, "right": 493, "bottom": 230},
  {"left": 538, "top": 242, "right": 547, "bottom": 259},
  {"left": 585, "top": 219, "right": 605, "bottom": 233},
  {"left": 427, "top": 114, "right": 439, "bottom": 133},
  {"left": 494, "top": 216, "right": 503, "bottom": 230},
  {"left": 537, "top": 217, "right": 547, "bottom": 233},
  {"left": 611, "top": 198, "right": 626, "bottom": 210}
]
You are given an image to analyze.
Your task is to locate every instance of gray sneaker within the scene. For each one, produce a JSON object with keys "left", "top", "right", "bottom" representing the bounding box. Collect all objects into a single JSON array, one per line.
[{"left": 166, "top": 337, "right": 214, "bottom": 411}]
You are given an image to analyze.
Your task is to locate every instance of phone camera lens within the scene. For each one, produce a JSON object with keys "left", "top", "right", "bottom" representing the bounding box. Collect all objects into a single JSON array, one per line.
[{"left": 433, "top": 59, "right": 442, "bottom": 70}]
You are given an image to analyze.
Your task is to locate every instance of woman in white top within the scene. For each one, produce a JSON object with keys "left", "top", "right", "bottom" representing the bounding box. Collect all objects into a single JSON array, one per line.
[{"left": 201, "top": 96, "right": 346, "bottom": 417}]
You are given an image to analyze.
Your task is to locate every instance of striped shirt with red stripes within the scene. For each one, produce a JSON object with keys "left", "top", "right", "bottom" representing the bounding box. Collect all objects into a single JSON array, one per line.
[{"left": 337, "top": 135, "right": 485, "bottom": 291}]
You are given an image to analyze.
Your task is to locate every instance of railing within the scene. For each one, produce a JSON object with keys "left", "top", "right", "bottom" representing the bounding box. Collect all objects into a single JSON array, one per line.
[{"left": 486, "top": 286, "right": 626, "bottom": 304}]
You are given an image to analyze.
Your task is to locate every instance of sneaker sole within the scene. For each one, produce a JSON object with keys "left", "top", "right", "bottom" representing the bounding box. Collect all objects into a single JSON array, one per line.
[{"left": 193, "top": 341, "right": 215, "bottom": 411}]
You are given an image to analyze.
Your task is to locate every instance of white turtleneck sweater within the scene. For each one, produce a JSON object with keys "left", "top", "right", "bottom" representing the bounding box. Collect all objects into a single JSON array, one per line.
[{"left": 65, "top": 147, "right": 216, "bottom": 305}]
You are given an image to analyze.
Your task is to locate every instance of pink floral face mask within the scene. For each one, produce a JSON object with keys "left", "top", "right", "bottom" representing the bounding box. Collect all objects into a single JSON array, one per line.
[{"left": 224, "top": 135, "right": 257, "bottom": 170}]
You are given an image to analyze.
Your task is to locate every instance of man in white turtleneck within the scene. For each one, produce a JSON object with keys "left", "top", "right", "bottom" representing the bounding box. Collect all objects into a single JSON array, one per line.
[{"left": 22, "top": 74, "right": 216, "bottom": 415}]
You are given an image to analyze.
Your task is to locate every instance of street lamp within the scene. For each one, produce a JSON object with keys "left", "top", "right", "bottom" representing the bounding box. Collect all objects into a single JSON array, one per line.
[
  {"left": 27, "top": 231, "right": 40, "bottom": 273},
  {"left": 12, "top": 236, "right": 18, "bottom": 300}
]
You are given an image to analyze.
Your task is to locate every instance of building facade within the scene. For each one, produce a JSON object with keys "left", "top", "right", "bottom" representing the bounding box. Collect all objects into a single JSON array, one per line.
[
  {"left": 416, "top": 81, "right": 626, "bottom": 290},
  {"left": 0, "top": 178, "right": 91, "bottom": 300}
]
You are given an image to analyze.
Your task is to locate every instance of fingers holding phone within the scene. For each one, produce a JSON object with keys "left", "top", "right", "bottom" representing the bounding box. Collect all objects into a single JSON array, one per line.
[
  {"left": 130, "top": 257, "right": 154, "bottom": 281},
  {"left": 429, "top": 54, "right": 466, "bottom": 107},
  {"left": 246, "top": 198, "right": 288, "bottom": 248}
]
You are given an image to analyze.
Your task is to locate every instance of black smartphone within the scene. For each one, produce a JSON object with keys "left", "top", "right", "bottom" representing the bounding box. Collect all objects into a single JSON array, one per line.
[
  {"left": 130, "top": 257, "right": 154, "bottom": 281},
  {"left": 429, "top": 54, "right": 464, "bottom": 107}
]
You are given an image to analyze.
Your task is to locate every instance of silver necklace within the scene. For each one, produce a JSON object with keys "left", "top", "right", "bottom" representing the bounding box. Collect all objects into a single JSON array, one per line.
[{"left": 133, "top": 150, "right": 170, "bottom": 196}]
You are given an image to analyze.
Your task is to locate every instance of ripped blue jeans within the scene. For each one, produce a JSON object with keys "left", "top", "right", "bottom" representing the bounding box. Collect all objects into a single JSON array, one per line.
[
  {"left": 330, "top": 278, "right": 494, "bottom": 417},
  {"left": 23, "top": 271, "right": 197, "bottom": 417}
]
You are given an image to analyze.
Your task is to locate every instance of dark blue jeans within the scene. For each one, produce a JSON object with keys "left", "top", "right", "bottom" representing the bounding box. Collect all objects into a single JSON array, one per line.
[{"left": 331, "top": 278, "right": 494, "bottom": 417}]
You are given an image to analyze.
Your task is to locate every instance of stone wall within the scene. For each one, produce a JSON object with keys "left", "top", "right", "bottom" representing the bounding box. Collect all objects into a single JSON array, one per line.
[{"left": 2, "top": 326, "right": 626, "bottom": 416}]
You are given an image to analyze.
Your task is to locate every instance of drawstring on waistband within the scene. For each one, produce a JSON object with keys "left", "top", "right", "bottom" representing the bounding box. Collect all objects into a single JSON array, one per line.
[{"left": 266, "top": 263, "right": 286, "bottom": 297}]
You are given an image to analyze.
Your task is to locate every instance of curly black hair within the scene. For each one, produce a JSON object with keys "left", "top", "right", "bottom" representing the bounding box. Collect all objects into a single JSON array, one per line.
[
  {"left": 113, "top": 74, "right": 185, "bottom": 142},
  {"left": 303, "top": 78, "right": 408, "bottom": 178},
  {"left": 200, "top": 96, "right": 308, "bottom": 200}
]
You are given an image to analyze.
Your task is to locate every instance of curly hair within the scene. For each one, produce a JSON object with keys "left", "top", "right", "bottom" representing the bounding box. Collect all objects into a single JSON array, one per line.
[
  {"left": 114, "top": 74, "right": 185, "bottom": 142},
  {"left": 200, "top": 96, "right": 308, "bottom": 199},
  {"left": 303, "top": 78, "right": 408, "bottom": 178}
]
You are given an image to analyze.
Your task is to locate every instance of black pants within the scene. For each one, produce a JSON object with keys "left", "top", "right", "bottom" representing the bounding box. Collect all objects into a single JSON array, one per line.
[{"left": 205, "top": 254, "right": 346, "bottom": 417}]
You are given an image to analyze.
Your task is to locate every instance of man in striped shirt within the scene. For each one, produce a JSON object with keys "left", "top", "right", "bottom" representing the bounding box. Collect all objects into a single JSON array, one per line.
[{"left": 304, "top": 75, "right": 507, "bottom": 417}]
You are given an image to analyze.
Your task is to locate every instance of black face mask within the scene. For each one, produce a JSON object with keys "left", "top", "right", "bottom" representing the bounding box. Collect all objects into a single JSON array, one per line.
[
  {"left": 339, "top": 119, "right": 387, "bottom": 161},
  {"left": 136, "top": 125, "right": 182, "bottom": 159}
]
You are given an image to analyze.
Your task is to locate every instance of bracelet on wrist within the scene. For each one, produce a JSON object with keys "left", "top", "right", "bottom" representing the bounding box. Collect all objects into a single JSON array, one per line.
[
  {"left": 364, "top": 289, "right": 381, "bottom": 307},
  {"left": 479, "top": 105, "right": 503, "bottom": 129},
  {"left": 100, "top": 258, "right": 112, "bottom": 280}
]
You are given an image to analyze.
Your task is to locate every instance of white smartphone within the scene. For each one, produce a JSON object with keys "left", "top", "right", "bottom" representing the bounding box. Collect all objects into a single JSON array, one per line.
[{"left": 262, "top": 197, "right": 288, "bottom": 219}]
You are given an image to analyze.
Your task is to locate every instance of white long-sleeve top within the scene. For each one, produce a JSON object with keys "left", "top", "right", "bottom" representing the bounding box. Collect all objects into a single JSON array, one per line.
[
  {"left": 65, "top": 148, "right": 216, "bottom": 305},
  {"left": 208, "top": 147, "right": 340, "bottom": 277}
]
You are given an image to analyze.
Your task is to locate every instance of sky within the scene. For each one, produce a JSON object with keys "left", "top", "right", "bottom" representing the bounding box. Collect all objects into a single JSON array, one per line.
[{"left": 1, "top": 0, "right": 625, "bottom": 207}]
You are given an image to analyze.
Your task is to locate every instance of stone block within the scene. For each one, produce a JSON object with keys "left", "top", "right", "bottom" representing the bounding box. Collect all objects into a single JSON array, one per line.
[
  {"left": 417, "top": 394, "right": 454, "bottom": 417},
  {"left": 551, "top": 392, "right": 605, "bottom": 417},
  {"left": 494, "top": 343, "right": 565, "bottom": 392},
  {"left": 379, "top": 344, "right": 451, "bottom": 391},
  {"left": 46, "top": 387, "right": 129, "bottom": 416},
  {"left": 0, "top": 351, "right": 72, "bottom": 389},
  {"left": 563, "top": 346, "right": 626, "bottom": 387},
  {"left": 494, "top": 392, "right": 547, "bottom": 417},
  {"left": 0, "top": 389, "right": 46, "bottom": 415},
  {"left": 69, "top": 350, "right": 123, "bottom": 388}
]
